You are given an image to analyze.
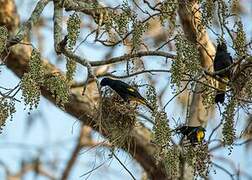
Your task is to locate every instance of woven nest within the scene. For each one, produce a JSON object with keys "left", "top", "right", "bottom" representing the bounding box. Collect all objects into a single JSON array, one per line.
[
  {"left": 231, "top": 64, "right": 252, "bottom": 103},
  {"left": 100, "top": 89, "right": 137, "bottom": 148}
]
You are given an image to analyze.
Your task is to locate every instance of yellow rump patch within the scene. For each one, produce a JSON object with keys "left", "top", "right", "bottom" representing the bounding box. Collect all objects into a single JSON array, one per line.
[{"left": 196, "top": 130, "right": 205, "bottom": 142}]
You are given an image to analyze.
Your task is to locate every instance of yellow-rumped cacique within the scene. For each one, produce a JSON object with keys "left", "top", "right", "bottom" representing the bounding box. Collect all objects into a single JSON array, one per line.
[
  {"left": 214, "top": 42, "right": 233, "bottom": 103},
  {"left": 100, "top": 77, "right": 154, "bottom": 111},
  {"left": 176, "top": 126, "right": 206, "bottom": 144}
]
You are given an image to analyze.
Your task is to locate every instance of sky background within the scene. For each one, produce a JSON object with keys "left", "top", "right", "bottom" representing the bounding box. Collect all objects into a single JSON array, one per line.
[{"left": 1, "top": 0, "right": 252, "bottom": 179}]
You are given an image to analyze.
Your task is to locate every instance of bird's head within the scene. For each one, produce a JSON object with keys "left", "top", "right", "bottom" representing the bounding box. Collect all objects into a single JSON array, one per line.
[
  {"left": 100, "top": 77, "right": 111, "bottom": 87},
  {"left": 217, "top": 42, "right": 227, "bottom": 52}
]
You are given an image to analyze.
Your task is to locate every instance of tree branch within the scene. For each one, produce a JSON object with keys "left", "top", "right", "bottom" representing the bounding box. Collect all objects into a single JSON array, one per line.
[
  {"left": 7, "top": 0, "right": 51, "bottom": 47},
  {"left": 178, "top": 0, "right": 215, "bottom": 126},
  {"left": 1, "top": 1, "right": 169, "bottom": 179},
  {"left": 61, "top": 126, "right": 92, "bottom": 180},
  {"left": 90, "top": 51, "right": 175, "bottom": 66}
]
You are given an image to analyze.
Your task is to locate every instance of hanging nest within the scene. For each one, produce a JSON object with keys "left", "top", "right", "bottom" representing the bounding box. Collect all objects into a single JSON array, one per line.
[
  {"left": 231, "top": 60, "right": 252, "bottom": 104},
  {"left": 100, "top": 88, "right": 137, "bottom": 148}
]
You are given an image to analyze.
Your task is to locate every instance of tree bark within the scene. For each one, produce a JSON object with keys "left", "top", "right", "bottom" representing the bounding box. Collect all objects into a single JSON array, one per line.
[
  {"left": 178, "top": 0, "right": 215, "bottom": 126},
  {"left": 1, "top": 0, "right": 169, "bottom": 179}
]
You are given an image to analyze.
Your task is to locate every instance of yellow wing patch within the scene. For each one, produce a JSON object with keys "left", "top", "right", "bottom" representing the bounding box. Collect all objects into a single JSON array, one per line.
[{"left": 127, "top": 87, "right": 136, "bottom": 92}]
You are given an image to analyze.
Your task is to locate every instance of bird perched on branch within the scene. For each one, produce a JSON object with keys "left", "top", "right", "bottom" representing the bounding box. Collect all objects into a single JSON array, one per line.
[
  {"left": 100, "top": 77, "right": 154, "bottom": 111},
  {"left": 214, "top": 42, "right": 233, "bottom": 103},
  {"left": 175, "top": 126, "right": 206, "bottom": 144}
]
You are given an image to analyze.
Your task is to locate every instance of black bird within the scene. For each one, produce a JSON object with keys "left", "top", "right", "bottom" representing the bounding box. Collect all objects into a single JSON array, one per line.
[
  {"left": 100, "top": 78, "right": 154, "bottom": 111},
  {"left": 214, "top": 42, "right": 233, "bottom": 103},
  {"left": 176, "top": 126, "right": 206, "bottom": 144}
]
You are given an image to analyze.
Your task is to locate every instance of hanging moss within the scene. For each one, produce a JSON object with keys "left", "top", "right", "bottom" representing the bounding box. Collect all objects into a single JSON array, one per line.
[
  {"left": 67, "top": 13, "right": 81, "bottom": 48},
  {"left": 183, "top": 144, "right": 211, "bottom": 177},
  {"left": 0, "top": 26, "right": 8, "bottom": 54},
  {"left": 0, "top": 99, "right": 16, "bottom": 133},
  {"left": 201, "top": 80, "right": 216, "bottom": 109},
  {"left": 132, "top": 20, "right": 148, "bottom": 51},
  {"left": 113, "top": 1, "right": 132, "bottom": 37},
  {"left": 152, "top": 111, "right": 171, "bottom": 147},
  {"left": 222, "top": 96, "right": 236, "bottom": 146},
  {"left": 66, "top": 13, "right": 81, "bottom": 83},
  {"left": 201, "top": 0, "right": 215, "bottom": 26},
  {"left": 233, "top": 21, "right": 247, "bottom": 58},
  {"left": 164, "top": 147, "right": 180, "bottom": 178},
  {"left": 20, "top": 73, "right": 41, "bottom": 110},
  {"left": 146, "top": 84, "right": 158, "bottom": 112},
  {"left": 159, "top": 0, "right": 178, "bottom": 26},
  {"left": 20, "top": 49, "right": 44, "bottom": 111},
  {"left": 171, "top": 34, "right": 201, "bottom": 89},
  {"left": 29, "top": 49, "right": 44, "bottom": 81},
  {"left": 44, "top": 74, "right": 69, "bottom": 106}
]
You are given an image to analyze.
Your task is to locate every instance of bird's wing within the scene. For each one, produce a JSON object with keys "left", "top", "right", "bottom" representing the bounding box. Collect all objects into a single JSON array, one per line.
[
  {"left": 110, "top": 80, "right": 153, "bottom": 109},
  {"left": 126, "top": 87, "right": 137, "bottom": 93},
  {"left": 229, "top": 53, "right": 233, "bottom": 64},
  {"left": 119, "top": 82, "right": 144, "bottom": 99}
]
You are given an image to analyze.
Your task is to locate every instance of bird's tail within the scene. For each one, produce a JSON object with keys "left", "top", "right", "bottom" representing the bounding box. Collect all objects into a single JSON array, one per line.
[
  {"left": 138, "top": 98, "right": 154, "bottom": 111},
  {"left": 215, "top": 77, "right": 228, "bottom": 104},
  {"left": 215, "top": 91, "right": 225, "bottom": 103}
]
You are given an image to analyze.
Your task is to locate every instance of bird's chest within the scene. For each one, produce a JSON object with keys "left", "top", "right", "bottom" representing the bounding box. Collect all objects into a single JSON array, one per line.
[{"left": 214, "top": 54, "right": 231, "bottom": 70}]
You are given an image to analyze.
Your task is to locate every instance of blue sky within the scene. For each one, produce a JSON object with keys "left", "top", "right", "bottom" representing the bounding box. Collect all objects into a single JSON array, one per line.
[{"left": 1, "top": 0, "right": 252, "bottom": 179}]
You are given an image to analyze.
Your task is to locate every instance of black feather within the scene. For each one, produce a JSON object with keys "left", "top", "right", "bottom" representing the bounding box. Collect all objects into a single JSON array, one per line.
[
  {"left": 175, "top": 126, "right": 205, "bottom": 144},
  {"left": 213, "top": 42, "right": 233, "bottom": 103},
  {"left": 215, "top": 92, "right": 225, "bottom": 103},
  {"left": 100, "top": 78, "right": 154, "bottom": 111}
]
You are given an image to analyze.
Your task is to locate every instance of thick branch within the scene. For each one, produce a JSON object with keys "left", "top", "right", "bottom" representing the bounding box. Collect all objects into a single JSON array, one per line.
[
  {"left": 1, "top": 0, "right": 169, "bottom": 179},
  {"left": 53, "top": 0, "right": 63, "bottom": 53},
  {"left": 61, "top": 126, "right": 93, "bottom": 180},
  {"left": 178, "top": 0, "right": 215, "bottom": 126}
]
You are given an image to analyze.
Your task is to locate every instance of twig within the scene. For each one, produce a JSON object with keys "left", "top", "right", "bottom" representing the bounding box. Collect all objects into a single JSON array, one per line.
[
  {"left": 9, "top": 162, "right": 56, "bottom": 180},
  {"left": 59, "top": 36, "right": 101, "bottom": 95},
  {"left": 90, "top": 51, "right": 175, "bottom": 66},
  {"left": 95, "top": 12, "right": 161, "bottom": 47},
  {"left": 163, "top": 81, "right": 190, "bottom": 110},
  {"left": 79, "top": 162, "right": 106, "bottom": 178},
  {"left": 71, "top": 69, "right": 171, "bottom": 88},
  {"left": 74, "top": 29, "right": 96, "bottom": 53},
  {"left": 208, "top": 120, "right": 223, "bottom": 142},
  {"left": 61, "top": 126, "right": 95, "bottom": 180},
  {"left": 61, "top": 126, "right": 85, "bottom": 180},
  {"left": 155, "top": 36, "right": 176, "bottom": 51},
  {"left": 212, "top": 162, "right": 235, "bottom": 180},
  {"left": 143, "top": 0, "right": 160, "bottom": 11},
  {"left": 111, "top": 151, "right": 136, "bottom": 180},
  {"left": 132, "top": 0, "right": 151, "bottom": 16},
  {"left": 101, "top": 69, "right": 171, "bottom": 79}
]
